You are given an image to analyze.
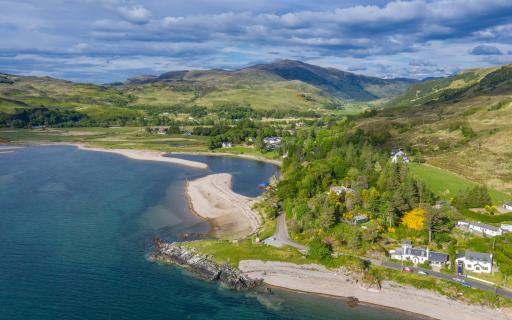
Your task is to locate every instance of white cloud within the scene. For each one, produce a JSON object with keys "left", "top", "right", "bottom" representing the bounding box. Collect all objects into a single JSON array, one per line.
[{"left": 117, "top": 5, "right": 151, "bottom": 24}]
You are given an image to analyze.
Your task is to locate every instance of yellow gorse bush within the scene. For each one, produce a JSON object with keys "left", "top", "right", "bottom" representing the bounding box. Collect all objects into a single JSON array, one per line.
[{"left": 401, "top": 208, "right": 426, "bottom": 231}]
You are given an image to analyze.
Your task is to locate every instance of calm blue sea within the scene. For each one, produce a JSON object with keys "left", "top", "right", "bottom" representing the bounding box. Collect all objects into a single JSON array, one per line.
[{"left": 0, "top": 145, "right": 420, "bottom": 319}]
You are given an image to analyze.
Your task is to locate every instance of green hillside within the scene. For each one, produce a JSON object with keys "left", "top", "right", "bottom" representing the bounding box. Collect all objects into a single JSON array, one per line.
[
  {"left": 359, "top": 64, "right": 512, "bottom": 194},
  {"left": 248, "top": 60, "right": 416, "bottom": 100},
  {"left": 0, "top": 60, "right": 419, "bottom": 123}
]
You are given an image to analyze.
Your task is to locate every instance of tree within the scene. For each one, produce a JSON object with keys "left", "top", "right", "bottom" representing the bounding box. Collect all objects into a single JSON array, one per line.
[
  {"left": 401, "top": 208, "right": 425, "bottom": 231},
  {"left": 423, "top": 205, "right": 451, "bottom": 244},
  {"left": 454, "top": 185, "right": 492, "bottom": 209},
  {"left": 308, "top": 238, "right": 331, "bottom": 261}
]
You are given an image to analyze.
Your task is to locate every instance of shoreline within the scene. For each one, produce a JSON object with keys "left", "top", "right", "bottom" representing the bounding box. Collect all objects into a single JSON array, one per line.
[
  {"left": 263, "top": 283, "right": 435, "bottom": 320},
  {"left": 239, "top": 260, "right": 512, "bottom": 320},
  {"left": 75, "top": 144, "right": 209, "bottom": 170},
  {"left": 170, "top": 151, "right": 282, "bottom": 167},
  {"left": 23, "top": 142, "right": 209, "bottom": 170},
  {"left": 2, "top": 140, "right": 280, "bottom": 167},
  {"left": 186, "top": 173, "right": 261, "bottom": 239}
]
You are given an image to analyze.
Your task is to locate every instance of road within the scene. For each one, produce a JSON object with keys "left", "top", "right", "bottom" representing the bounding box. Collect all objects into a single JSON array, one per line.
[
  {"left": 263, "top": 213, "right": 308, "bottom": 252},
  {"left": 372, "top": 259, "right": 512, "bottom": 299}
]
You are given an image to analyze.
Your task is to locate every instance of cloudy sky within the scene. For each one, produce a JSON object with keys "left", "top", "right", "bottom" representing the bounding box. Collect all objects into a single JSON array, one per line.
[{"left": 1, "top": 0, "right": 512, "bottom": 83}]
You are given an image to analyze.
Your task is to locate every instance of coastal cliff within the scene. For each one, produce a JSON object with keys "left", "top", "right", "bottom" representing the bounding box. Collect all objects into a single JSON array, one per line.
[{"left": 149, "top": 240, "right": 263, "bottom": 290}]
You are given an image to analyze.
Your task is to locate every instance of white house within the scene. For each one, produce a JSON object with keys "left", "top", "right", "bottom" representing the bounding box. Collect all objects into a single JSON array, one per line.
[
  {"left": 501, "top": 224, "right": 512, "bottom": 232},
  {"left": 351, "top": 215, "right": 369, "bottom": 225},
  {"left": 456, "top": 251, "right": 493, "bottom": 274},
  {"left": 263, "top": 137, "right": 282, "bottom": 150},
  {"left": 391, "top": 149, "right": 410, "bottom": 163},
  {"left": 504, "top": 202, "right": 512, "bottom": 212},
  {"left": 329, "top": 186, "right": 354, "bottom": 196},
  {"left": 457, "top": 221, "right": 503, "bottom": 237},
  {"left": 390, "top": 241, "right": 449, "bottom": 267},
  {"left": 221, "top": 142, "right": 232, "bottom": 148}
]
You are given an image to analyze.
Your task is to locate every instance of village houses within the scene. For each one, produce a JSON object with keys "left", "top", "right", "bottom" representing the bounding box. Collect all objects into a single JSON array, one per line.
[
  {"left": 390, "top": 241, "right": 449, "bottom": 268},
  {"left": 457, "top": 221, "right": 503, "bottom": 237}
]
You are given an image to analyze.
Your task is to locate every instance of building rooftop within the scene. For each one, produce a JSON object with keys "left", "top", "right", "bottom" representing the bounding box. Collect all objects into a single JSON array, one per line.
[
  {"left": 457, "top": 251, "right": 492, "bottom": 263},
  {"left": 459, "top": 220, "right": 501, "bottom": 232}
]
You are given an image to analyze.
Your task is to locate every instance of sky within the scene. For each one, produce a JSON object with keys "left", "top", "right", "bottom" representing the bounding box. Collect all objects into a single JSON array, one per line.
[{"left": 1, "top": 0, "right": 512, "bottom": 83}]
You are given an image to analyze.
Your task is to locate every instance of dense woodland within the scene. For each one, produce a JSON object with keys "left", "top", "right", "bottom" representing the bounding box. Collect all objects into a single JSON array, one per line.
[{"left": 265, "top": 121, "right": 511, "bottom": 275}]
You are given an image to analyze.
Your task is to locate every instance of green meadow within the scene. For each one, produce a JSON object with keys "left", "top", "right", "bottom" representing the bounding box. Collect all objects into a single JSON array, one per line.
[{"left": 409, "top": 163, "right": 510, "bottom": 204}]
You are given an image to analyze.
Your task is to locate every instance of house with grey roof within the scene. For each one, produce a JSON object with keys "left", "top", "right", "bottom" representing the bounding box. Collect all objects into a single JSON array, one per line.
[
  {"left": 501, "top": 224, "right": 512, "bottom": 233},
  {"left": 391, "top": 149, "right": 410, "bottom": 163},
  {"left": 389, "top": 241, "right": 449, "bottom": 268},
  {"left": 351, "top": 215, "right": 368, "bottom": 225},
  {"left": 329, "top": 186, "right": 354, "bottom": 196},
  {"left": 457, "top": 220, "right": 502, "bottom": 237},
  {"left": 455, "top": 251, "right": 493, "bottom": 274}
]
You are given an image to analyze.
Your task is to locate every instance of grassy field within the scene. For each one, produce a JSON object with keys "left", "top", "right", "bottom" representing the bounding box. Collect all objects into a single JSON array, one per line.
[
  {"left": 182, "top": 239, "right": 307, "bottom": 267},
  {"left": 409, "top": 163, "right": 510, "bottom": 204},
  {"left": 460, "top": 209, "right": 512, "bottom": 223}
]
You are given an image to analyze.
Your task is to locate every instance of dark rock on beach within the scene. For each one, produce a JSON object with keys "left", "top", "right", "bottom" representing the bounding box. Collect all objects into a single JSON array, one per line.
[{"left": 149, "top": 240, "right": 263, "bottom": 290}]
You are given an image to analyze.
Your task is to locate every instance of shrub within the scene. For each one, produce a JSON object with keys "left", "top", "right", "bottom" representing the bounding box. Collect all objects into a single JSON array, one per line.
[{"left": 307, "top": 238, "right": 332, "bottom": 262}]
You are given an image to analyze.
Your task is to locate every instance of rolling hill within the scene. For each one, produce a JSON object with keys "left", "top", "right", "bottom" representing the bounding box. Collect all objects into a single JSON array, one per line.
[
  {"left": 0, "top": 60, "right": 417, "bottom": 120},
  {"left": 246, "top": 59, "right": 417, "bottom": 100}
]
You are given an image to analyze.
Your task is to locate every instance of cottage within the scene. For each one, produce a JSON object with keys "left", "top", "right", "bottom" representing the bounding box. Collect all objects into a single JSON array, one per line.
[
  {"left": 391, "top": 149, "right": 410, "bottom": 163},
  {"left": 263, "top": 137, "right": 282, "bottom": 150},
  {"left": 221, "top": 142, "right": 232, "bottom": 148},
  {"left": 501, "top": 224, "right": 512, "bottom": 232},
  {"left": 455, "top": 251, "right": 493, "bottom": 274},
  {"left": 390, "top": 241, "right": 449, "bottom": 267},
  {"left": 329, "top": 186, "right": 354, "bottom": 196},
  {"left": 352, "top": 215, "right": 368, "bottom": 225},
  {"left": 504, "top": 202, "right": 512, "bottom": 212},
  {"left": 457, "top": 221, "right": 502, "bottom": 237}
]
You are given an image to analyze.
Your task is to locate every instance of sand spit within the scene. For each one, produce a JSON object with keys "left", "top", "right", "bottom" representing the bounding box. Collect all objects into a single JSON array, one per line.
[
  {"left": 75, "top": 145, "right": 208, "bottom": 169},
  {"left": 186, "top": 173, "right": 261, "bottom": 239},
  {"left": 171, "top": 151, "right": 282, "bottom": 167},
  {"left": 239, "top": 260, "right": 512, "bottom": 320}
]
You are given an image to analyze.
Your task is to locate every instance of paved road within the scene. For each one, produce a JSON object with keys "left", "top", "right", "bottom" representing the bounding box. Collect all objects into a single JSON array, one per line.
[
  {"left": 365, "top": 258, "right": 512, "bottom": 299},
  {"left": 263, "top": 213, "right": 308, "bottom": 252}
]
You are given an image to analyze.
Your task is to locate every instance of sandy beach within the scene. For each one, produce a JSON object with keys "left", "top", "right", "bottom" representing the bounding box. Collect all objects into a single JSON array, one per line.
[
  {"left": 239, "top": 260, "right": 512, "bottom": 320},
  {"left": 75, "top": 145, "right": 208, "bottom": 169},
  {"left": 171, "top": 151, "right": 282, "bottom": 166},
  {"left": 186, "top": 173, "right": 261, "bottom": 239}
]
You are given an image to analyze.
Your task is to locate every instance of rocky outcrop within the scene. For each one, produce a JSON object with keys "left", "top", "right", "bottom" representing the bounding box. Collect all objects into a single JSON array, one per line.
[{"left": 149, "top": 240, "right": 262, "bottom": 290}]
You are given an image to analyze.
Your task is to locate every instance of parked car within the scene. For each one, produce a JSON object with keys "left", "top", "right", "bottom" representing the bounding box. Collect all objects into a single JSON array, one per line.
[
  {"left": 403, "top": 267, "right": 413, "bottom": 273},
  {"left": 418, "top": 270, "right": 428, "bottom": 275},
  {"left": 460, "top": 281, "right": 472, "bottom": 288}
]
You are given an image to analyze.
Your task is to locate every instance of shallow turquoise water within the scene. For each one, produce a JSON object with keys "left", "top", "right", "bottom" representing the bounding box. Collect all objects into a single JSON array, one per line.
[{"left": 0, "top": 146, "right": 421, "bottom": 319}]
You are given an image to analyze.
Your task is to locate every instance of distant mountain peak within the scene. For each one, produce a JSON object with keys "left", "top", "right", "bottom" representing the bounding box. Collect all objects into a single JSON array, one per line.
[{"left": 121, "top": 59, "right": 417, "bottom": 101}]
